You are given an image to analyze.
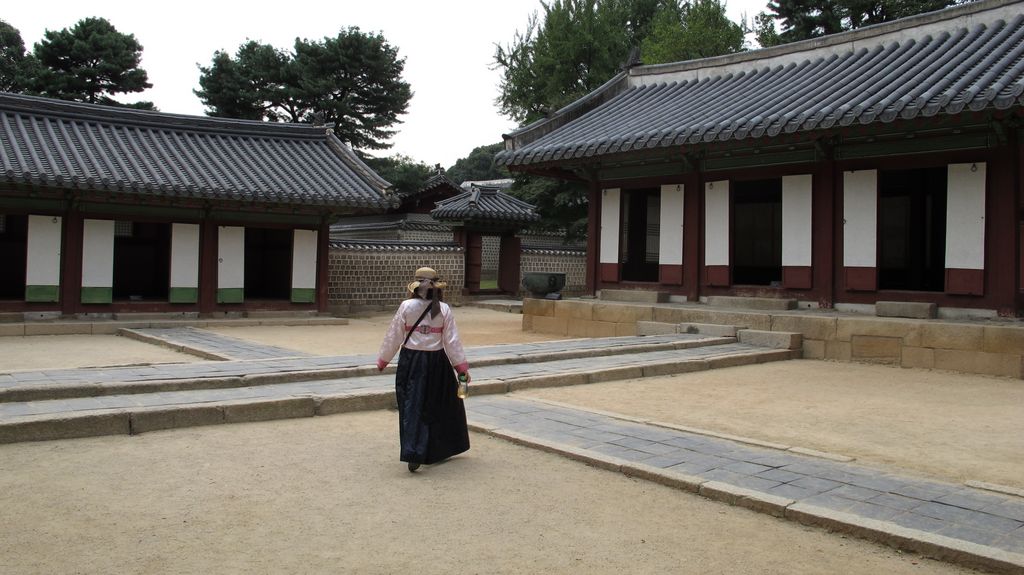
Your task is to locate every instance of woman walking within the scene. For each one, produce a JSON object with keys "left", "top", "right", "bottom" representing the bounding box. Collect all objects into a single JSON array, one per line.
[{"left": 377, "top": 267, "right": 471, "bottom": 472}]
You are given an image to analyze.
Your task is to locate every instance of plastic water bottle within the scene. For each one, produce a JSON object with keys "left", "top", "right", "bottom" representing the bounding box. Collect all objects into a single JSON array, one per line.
[{"left": 457, "top": 373, "right": 468, "bottom": 399}]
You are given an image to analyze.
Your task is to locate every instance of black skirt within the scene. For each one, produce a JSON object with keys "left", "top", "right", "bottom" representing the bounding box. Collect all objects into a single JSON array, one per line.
[{"left": 395, "top": 347, "right": 470, "bottom": 464}]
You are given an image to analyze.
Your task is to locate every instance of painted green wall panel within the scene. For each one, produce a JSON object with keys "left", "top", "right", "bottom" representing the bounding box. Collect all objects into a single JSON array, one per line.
[
  {"left": 290, "top": 288, "right": 316, "bottom": 303},
  {"left": 25, "top": 285, "right": 59, "bottom": 303},
  {"left": 217, "top": 288, "right": 244, "bottom": 304},
  {"left": 80, "top": 286, "right": 113, "bottom": 304},
  {"left": 169, "top": 287, "right": 199, "bottom": 303}
]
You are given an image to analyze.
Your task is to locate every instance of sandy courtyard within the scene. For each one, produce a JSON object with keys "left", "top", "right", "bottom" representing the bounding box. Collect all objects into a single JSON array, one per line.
[{"left": 0, "top": 306, "right": 1019, "bottom": 573}]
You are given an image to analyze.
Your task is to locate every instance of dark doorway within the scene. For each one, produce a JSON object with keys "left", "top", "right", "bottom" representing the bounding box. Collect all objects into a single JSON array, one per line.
[
  {"left": 245, "top": 227, "right": 292, "bottom": 300},
  {"left": 878, "top": 167, "right": 946, "bottom": 292},
  {"left": 0, "top": 214, "right": 28, "bottom": 300},
  {"left": 113, "top": 221, "right": 170, "bottom": 301},
  {"left": 733, "top": 179, "right": 782, "bottom": 286},
  {"left": 620, "top": 188, "right": 660, "bottom": 282}
]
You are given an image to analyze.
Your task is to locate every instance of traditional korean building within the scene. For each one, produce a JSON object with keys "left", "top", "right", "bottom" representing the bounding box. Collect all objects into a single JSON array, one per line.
[
  {"left": 497, "top": 0, "right": 1024, "bottom": 317},
  {"left": 0, "top": 92, "right": 393, "bottom": 317}
]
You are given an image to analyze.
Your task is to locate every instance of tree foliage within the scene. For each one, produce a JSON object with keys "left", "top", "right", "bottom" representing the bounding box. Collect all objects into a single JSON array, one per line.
[
  {"left": 362, "top": 154, "right": 434, "bottom": 197},
  {"left": 31, "top": 17, "right": 153, "bottom": 108},
  {"left": 756, "top": 0, "right": 958, "bottom": 45},
  {"left": 641, "top": 0, "right": 745, "bottom": 64},
  {"left": 0, "top": 20, "right": 37, "bottom": 92},
  {"left": 494, "top": 0, "right": 747, "bottom": 241},
  {"left": 196, "top": 28, "right": 412, "bottom": 151},
  {"left": 444, "top": 143, "right": 510, "bottom": 185}
]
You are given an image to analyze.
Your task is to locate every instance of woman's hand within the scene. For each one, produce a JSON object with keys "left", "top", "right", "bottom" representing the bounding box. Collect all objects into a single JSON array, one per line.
[
  {"left": 460, "top": 370, "right": 471, "bottom": 384},
  {"left": 377, "top": 358, "right": 388, "bottom": 372}
]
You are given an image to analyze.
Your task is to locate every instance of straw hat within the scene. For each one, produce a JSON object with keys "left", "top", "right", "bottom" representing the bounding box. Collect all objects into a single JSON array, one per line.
[{"left": 407, "top": 267, "right": 448, "bottom": 294}]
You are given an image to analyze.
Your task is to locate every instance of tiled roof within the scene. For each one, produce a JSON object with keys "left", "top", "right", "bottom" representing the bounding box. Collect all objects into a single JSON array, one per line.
[
  {"left": 403, "top": 171, "right": 463, "bottom": 200},
  {"left": 330, "top": 214, "right": 449, "bottom": 234},
  {"left": 329, "top": 239, "right": 462, "bottom": 252},
  {"left": 498, "top": 0, "right": 1024, "bottom": 167},
  {"left": 430, "top": 185, "right": 540, "bottom": 224},
  {"left": 0, "top": 92, "right": 394, "bottom": 209}
]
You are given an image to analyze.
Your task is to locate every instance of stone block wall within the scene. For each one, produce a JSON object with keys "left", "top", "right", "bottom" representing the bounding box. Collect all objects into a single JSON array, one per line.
[
  {"left": 522, "top": 299, "right": 1024, "bottom": 379},
  {"left": 520, "top": 249, "right": 587, "bottom": 297},
  {"left": 328, "top": 242, "right": 464, "bottom": 313}
]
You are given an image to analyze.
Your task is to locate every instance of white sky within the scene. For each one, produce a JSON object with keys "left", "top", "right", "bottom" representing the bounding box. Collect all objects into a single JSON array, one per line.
[{"left": 5, "top": 0, "right": 767, "bottom": 167}]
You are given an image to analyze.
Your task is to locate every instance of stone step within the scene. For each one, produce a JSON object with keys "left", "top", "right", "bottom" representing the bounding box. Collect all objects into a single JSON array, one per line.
[
  {"left": 0, "top": 341, "right": 798, "bottom": 443},
  {"left": 705, "top": 295, "right": 797, "bottom": 311},
  {"left": 0, "top": 334, "right": 735, "bottom": 403},
  {"left": 876, "top": 301, "right": 937, "bottom": 319},
  {"left": 600, "top": 289, "right": 670, "bottom": 303},
  {"left": 467, "top": 300, "right": 523, "bottom": 314}
]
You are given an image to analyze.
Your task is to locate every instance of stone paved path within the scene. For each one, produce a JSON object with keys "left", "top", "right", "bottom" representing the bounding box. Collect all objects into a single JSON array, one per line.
[
  {"left": 121, "top": 327, "right": 314, "bottom": 360},
  {"left": 467, "top": 395, "right": 1024, "bottom": 572}
]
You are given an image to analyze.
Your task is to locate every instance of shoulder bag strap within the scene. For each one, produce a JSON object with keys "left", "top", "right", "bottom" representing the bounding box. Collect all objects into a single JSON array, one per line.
[{"left": 403, "top": 302, "right": 433, "bottom": 346}]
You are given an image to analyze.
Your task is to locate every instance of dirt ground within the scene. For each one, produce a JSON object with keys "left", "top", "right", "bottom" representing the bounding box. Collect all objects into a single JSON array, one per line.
[{"left": 0, "top": 306, "right": 1018, "bottom": 573}]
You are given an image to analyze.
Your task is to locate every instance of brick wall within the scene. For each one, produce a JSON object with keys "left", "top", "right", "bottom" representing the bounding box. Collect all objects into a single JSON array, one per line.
[{"left": 328, "top": 241, "right": 465, "bottom": 313}]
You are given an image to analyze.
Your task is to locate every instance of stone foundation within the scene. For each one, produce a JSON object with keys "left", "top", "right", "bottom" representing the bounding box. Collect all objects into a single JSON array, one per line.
[{"left": 523, "top": 298, "right": 1024, "bottom": 379}]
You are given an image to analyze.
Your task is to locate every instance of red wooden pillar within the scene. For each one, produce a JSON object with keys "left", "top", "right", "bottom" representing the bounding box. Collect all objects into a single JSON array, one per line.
[
  {"left": 316, "top": 219, "right": 330, "bottom": 313},
  {"left": 585, "top": 182, "right": 600, "bottom": 294},
  {"left": 465, "top": 231, "right": 482, "bottom": 292},
  {"left": 198, "top": 218, "right": 218, "bottom": 315},
  {"left": 814, "top": 160, "right": 836, "bottom": 308},
  {"left": 497, "top": 234, "right": 521, "bottom": 294},
  {"left": 59, "top": 209, "right": 83, "bottom": 317}
]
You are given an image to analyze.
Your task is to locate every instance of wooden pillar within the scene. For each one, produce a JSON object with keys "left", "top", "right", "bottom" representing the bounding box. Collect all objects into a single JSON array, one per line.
[
  {"left": 465, "top": 231, "right": 482, "bottom": 292},
  {"left": 497, "top": 233, "right": 521, "bottom": 294},
  {"left": 198, "top": 218, "right": 218, "bottom": 315},
  {"left": 815, "top": 160, "right": 836, "bottom": 308},
  {"left": 585, "top": 182, "right": 600, "bottom": 294},
  {"left": 59, "top": 209, "right": 83, "bottom": 317},
  {"left": 316, "top": 220, "right": 330, "bottom": 313}
]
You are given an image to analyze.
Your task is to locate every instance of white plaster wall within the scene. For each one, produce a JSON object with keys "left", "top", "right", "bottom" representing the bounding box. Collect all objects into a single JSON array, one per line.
[
  {"left": 218, "top": 226, "right": 245, "bottom": 289},
  {"left": 170, "top": 223, "right": 200, "bottom": 289},
  {"left": 782, "top": 174, "right": 813, "bottom": 267},
  {"left": 659, "top": 184, "right": 684, "bottom": 265},
  {"left": 25, "top": 215, "right": 62, "bottom": 286},
  {"left": 292, "top": 229, "right": 318, "bottom": 290},
  {"left": 600, "top": 188, "right": 621, "bottom": 264},
  {"left": 82, "top": 219, "right": 114, "bottom": 288},
  {"left": 946, "top": 162, "right": 986, "bottom": 270},
  {"left": 843, "top": 170, "right": 877, "bottom": 267},
  {"left": 704, "top": 180, "right": 729, "bottom": 266}
]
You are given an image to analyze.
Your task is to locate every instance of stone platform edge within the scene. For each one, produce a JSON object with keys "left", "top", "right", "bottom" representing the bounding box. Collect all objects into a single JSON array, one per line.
[
  {"left": 0, "top": 317, "right": 350, "bottom": 337},
  {"left": 521, "top": 298, "right": 1024, "bottom": 379}
]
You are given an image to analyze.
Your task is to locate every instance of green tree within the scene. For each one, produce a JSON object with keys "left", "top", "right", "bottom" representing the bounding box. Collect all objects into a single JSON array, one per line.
[
  {"left": 641, "top": 0, "right": 745, "bottom": 64},
  {"left": 494, "top": 0, "right": 635, "bottom": 125},
  {"left": 445, "top": 143, "right": 510, "bottom": 185},
  {"left": 757, "top": 0, "right": 958, "bottom": 45},
  {"left": 507, "top": 175, "right": 589, "bottom": 242},
  {"left": 362, "top": 154, "right": 433, "bottom": 197},
  {"left": 0, "top": 20, "right": 38, "bottom": 92},
  {"left": 31, "top": 17, "right": 153, "bottom": 108},
  {"left": 196, "top": 28, "right": 412, "bottom": 151}
]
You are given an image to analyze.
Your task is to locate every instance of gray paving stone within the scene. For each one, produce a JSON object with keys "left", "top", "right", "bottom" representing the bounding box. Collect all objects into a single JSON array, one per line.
[
  {"left": 588, "top": 443, "right": 652, "bottom": 461},
  {"left": 829, "top": 484, "right": 884, "bottom": 502},
  {"left": 799, "top": 493, "right": 859, "bottom": 512},
  {"left": 703, "top": 469, "right": 781, "bottom": 492},
  {"left": 767, "top": 483, "right": 824, "bottom": 501},
  {"left": 789, "top": 476, "right": 844, "bottom": 494},
  {"left": 984, "top": 500, "right": 1024, "bottom": 523},
  {"left": 890, "top": 482, "right": 957, "bottom": 502},
  {"left": 936, "top": 488, "right": 1011, "bottom": 512},
  {"left": 868, "top": 492, "right": 926, "bottom": 511},
  {"left": 845, "top": 501, "right": 903, "bottom": 522},
  {"left": 891, "top": 512, "right": 950, "bottom": 533},
  {"left": 639, "top": 452, "right": 697, "bottom": 469},
  {"left": 757, "top": 468, "right": 805, "bottom": 484},
  {"left": 913, "top": 502, "right": 1023, "bottom": 534},
  {"left": 937, "top": 524, "right": 1007, "bottom": 547},
  {"left": 720, "top": 461, "right": 774, "bottom": 476}
]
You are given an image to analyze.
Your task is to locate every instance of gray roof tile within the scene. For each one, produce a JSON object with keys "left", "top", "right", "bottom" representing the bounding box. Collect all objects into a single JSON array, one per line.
[
  {"left": 430, "top": 185, "right": 540, "bottom": 224},
  {"left": 0, "top": 92, "right": 393, "bottom": 209},
  {"left": 498, "top": 1, "right": 1024, "bottom": 167}
]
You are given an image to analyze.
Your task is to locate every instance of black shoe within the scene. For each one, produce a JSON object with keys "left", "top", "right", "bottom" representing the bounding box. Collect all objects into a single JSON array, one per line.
[{"left": 408, "top": 462, "right": 421, "bottom": 472}]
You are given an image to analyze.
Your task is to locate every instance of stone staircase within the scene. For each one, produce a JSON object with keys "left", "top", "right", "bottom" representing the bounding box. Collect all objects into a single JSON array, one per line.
[{"left": 0, "top": 330, "right": 802, "bottom": 444}]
